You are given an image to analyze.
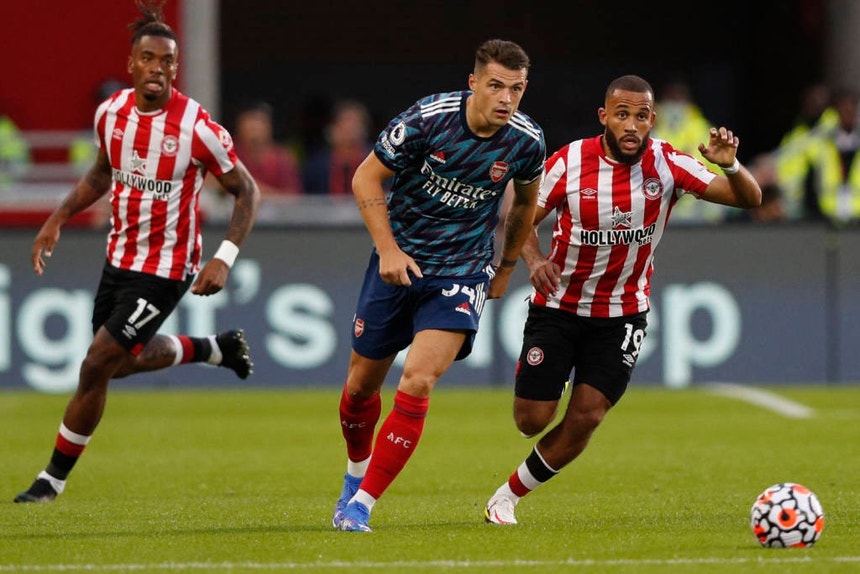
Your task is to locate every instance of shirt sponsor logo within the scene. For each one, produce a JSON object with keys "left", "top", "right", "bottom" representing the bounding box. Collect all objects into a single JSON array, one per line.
[
  {"left": 419, "top": 160, "right": 500, "bottom": 210},
  {"left": 580, "top": 223, "right": 657, "bottom": 246},
  {"left": 112, "top": 168, "right": 175, "bottom": 201}
]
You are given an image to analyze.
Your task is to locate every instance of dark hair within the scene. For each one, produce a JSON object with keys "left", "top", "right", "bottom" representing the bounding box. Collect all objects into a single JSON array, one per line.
[
  {"left": 475, "top": 39, "right": 530, "bottom": 72},
  {"left": 606, "top": 75, "right": 654, "bottom": 100},
  {"left": 129, "top": 0, "right": 176, "bottom": 45}
]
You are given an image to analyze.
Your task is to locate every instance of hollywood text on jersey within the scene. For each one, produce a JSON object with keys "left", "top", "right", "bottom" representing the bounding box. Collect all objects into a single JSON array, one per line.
[
  {"left": 112, "top": 168, "right": 175, "bottom": 201},
  {"left": 580, "top": 223, "right": 657, "bottom": 247},
  {"left": 419, "top": 160, "right": 499, "bottom": 210}
]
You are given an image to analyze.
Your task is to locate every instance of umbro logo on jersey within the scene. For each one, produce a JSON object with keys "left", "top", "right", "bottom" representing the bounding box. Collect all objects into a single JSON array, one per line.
[
  {"left": 112, "top": 128, "right": 124, "bottom": 140},
  {"left": 122, "top": 324, "right": 137, "bottom": 339},
  {"left": 455, "top": 302, "right": 471, "bottom": 316},
  {"left": 580, "top": 188, "right": 598, "bottom": 198},
  {"left": 622, "top": 352, "right": 636, "bottom": 367}
]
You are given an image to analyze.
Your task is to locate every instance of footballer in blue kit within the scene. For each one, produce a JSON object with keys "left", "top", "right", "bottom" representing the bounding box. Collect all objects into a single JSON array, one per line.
[
  {"left": 333, "top": 39, "right": 546, "bottom": 533},
  {"left": 353, "top": 89, "right": 544, "bottom": 361},
  {"left": 376, "top": 90, "right": 544, "bottom": 277}
]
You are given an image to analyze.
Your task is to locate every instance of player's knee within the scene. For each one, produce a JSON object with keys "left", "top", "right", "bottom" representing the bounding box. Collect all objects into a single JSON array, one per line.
[
  {"left": 566, "top": 404, "right": 608, "bottom": 436},
  {"left": 398, "top": 370, "right": 438, "bottom": 396},
  {"left": 111, "top": 358, "right": 137, "bottom": 379},
  {"left": 513, "top": 405, "right": 555, "bottom": 437}
]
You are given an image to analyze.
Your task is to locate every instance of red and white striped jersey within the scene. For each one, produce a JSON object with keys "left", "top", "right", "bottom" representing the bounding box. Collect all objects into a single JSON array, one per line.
[
  {"left": 532, "top": 135, "right": 716, "bottom": 317},
  {"left": 94, "top": 87, "right": 238, "bottom": 280}
]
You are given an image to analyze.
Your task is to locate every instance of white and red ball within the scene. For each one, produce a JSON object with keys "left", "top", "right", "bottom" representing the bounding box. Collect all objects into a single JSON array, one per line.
[{"left": 750, "top": 482, "right": 825, "bottom": 548}]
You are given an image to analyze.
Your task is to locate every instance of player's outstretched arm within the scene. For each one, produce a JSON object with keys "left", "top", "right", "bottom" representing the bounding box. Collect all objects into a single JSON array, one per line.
[{"left": 32, "top": 150, "right": 113, "bottom": 276}]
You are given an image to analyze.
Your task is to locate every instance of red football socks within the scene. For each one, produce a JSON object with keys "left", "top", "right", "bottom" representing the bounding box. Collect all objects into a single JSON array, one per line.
[
  {"left": 339, "top": 383, "right": 382, "bottom": 463},
  {"left": 359, "top": 390, "right": 429, "bottom": 499}
]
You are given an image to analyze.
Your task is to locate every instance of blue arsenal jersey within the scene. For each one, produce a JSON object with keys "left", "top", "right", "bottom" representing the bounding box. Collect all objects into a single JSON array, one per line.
[{"left": 373, "top": 91, "right": 545, "bottom": 276}]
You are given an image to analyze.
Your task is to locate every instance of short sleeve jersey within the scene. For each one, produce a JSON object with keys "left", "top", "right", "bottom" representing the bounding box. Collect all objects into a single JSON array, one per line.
[
  {"left": 95, "top": 87, "right": 238, "bottom": 281},
  {"left": 374, "top": 91, "right": 545, "bottom": 276},
  {"left": 534, "top": 136, "right": 716, "bottom": 317}
]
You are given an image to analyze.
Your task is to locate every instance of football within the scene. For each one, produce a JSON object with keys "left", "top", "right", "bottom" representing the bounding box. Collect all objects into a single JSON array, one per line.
[{"left": 750, "top": 482, "right": 825, "bottom": 548}]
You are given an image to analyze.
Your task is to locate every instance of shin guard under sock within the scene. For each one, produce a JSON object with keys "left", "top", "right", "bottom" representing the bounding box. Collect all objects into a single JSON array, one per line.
[
  {"left": 339, "top": 384, "right": 382, "bottom": 463},
  {"left": 359, "top": 390, "right": 428, "bottom": 499}
]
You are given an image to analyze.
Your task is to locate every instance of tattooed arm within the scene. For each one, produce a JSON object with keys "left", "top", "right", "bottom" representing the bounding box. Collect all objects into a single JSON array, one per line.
[
  {"left": 32, "top": 149, "right": 113, "bottom": 276},
  {"left": 489, "top": 177, "right": 539, "bottom": 299},
  {"left": 352, "top": 152, "right": 422, "bottom": 286}
]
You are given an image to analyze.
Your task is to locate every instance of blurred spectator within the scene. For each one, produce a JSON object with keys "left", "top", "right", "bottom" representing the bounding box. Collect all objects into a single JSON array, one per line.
[
  {"left": 778, "top": 83, "right": 837, "bottom": 149},
  {"left": 69, "top": 79, "right": 126, "bottom": 177},
  {"left": 750, "top": 182, "right": 787, "bottom": 223},
  {"left": 653, "top": 79, "right": 729, "bottom": 224},
  {"left": 654, "top": 79, "right": 720, "bottom": 170},
  {"left": 796, "top": 88, "right": 860, "bottom": 225},
  {"left": 233, "top": 101, "right": 304, "bottom": 196},
  {"left": 774, "top": 82, "right": 838, "bottom": 220},
  {"left": 294, "top": 94, "right": 333, "bottom": 165},
  {"left": 0, "top": 110, "right": 31, "bottom": 189},
  {"left": 302, "top": 99, "right": 373, "bottom": 195},
  {"left": 728, "top": 153, "right": 786, "bottom": 224}
]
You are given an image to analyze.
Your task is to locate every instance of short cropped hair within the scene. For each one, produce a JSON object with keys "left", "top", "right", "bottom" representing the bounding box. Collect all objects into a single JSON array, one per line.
[
  {"left": 606, "top": 75, "right": 654, "bottom": 100},
  {"left": 475, "top": 39, "right": 531, "bottom": 72}
]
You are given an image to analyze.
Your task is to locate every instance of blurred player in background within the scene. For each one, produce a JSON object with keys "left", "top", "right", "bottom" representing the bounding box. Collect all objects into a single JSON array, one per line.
[
  {"left": 333, "top": 39, "right": 546, "bottom": 532},
  {"left": 15, "top": 0, "right": 259, "bottom": 503},
  {"left": 483, "top": 74, "right": 761, "bottom": 525}
]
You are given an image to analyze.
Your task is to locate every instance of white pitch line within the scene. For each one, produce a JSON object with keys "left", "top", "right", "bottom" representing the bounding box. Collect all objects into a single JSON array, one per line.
[
  {"left": 2, "top": 557, "right": 860, "bottom": 571},
  {"left": 706, "top": 382, "right": 815, "bottom": 418}
]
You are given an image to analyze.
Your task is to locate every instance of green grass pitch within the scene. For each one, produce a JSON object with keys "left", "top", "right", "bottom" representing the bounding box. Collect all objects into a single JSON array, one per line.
[{"left": 2, "top": 385, "right": 859, "bottom": 573}]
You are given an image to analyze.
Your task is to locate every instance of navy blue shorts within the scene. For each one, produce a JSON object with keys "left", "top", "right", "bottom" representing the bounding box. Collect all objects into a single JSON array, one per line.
[
  {"left": 514, "top": 304, "right": 648, "bottom": 405},
  {"left": 351, "top": 251, "right": 491, "bottom": 361},
  {"left": 92, "top": 261, "right": 191, "bottom": 356}
]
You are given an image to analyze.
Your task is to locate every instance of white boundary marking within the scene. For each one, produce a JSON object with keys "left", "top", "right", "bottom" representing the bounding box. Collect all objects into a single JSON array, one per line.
[
  {"left": 2, "top": 557, "right": 860, "bottom": 571},
  {"left": 705, "top": 382, "right": 815, "bottom": 418}
]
